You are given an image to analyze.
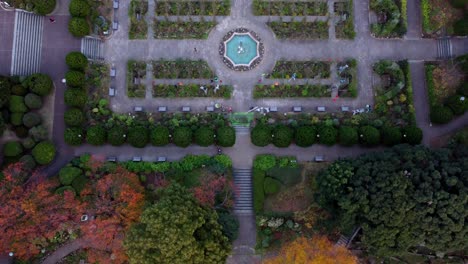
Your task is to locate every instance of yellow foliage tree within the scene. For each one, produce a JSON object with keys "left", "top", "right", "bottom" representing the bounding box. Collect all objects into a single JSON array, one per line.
[{"left": 263, "top": 236, "right": 357, "bottom": 264}]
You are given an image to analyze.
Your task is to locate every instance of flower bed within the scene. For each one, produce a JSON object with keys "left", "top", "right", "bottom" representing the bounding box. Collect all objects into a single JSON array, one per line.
[
  {"left": 370, "top": 0, "right": 406, "bottom": 38},
  {"left": 337, "top": 59, "right": 358, "bottom": 97},
  {"left": 129, "top": 0, "right": 149, "bottom": 39},
  {"left": 152, "top": 60, "right": 214, "bottom": 79},
  {"left": 334, "top": 0, "right": 356, "bottom": 39},
  {"left": 268, "top": 21, "right": 329, "bottom": 39},
  {"left": 153, "top": 84, "right": 232, "bottom": 98},
  {"left": 269, "top": 61, "right": 330, "bottom": 79},
  {"left": 253, "top": 84, "right": 331, "bottom": 98},
  {"left": 253, "top": 0, "right": 328, "bottom": 16},
  {"left": 153, "top": 20, "right": 216, "bottom": 39},
  {"left": 155, "top": 0, "right": 230, "bottom": 16},
  {"left": 126, "top": 60, "right": 147, "bottom": 98}
]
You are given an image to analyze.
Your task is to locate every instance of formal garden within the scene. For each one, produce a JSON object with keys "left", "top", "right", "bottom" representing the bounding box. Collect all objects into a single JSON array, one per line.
[
  {"left": 68, "top": 0, "right": 114, "bottom": 38},
  {"left": 369, "top": 0, "right": 407, "bottom": 38},
  {"left": 129, "top": 0, "right": 149, "bottom": 39},
  {"left": 155, "top": 0, "right": 231, "bottom": 16},
  {"left": 422, "top": 0, "right": 468, "bottom": 36},
  {"left": 334, "top": 0, "right": 356, "bottom": 39},
  {"left": 252, "top": 0, "right": 328, "bottom": 16}
]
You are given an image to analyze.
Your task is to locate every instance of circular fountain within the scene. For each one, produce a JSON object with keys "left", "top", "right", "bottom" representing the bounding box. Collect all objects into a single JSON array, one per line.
[{"left": 219, "top": 28, "right": 264, "bottom": 71}]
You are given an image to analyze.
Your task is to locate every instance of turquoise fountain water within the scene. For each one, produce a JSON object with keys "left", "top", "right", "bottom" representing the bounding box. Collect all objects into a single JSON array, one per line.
[{"left": 225, "top": 33, "right": 259, "bottom": 66}]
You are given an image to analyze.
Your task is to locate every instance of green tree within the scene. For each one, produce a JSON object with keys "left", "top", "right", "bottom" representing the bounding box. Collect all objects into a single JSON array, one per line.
[
  {"left": 251, "top": 125, "right": 271, "bottom": 147},
  {"left": 64, "top": 127, "right": 83, "bottom": 146},
  {"left": 32, "top": 0, "right": 56, "bottom": 15},
  {"left": 108, "top": 125, "right": 127, "bottom": 146},
  {"left": 216, "top": 126, "right": 235, "bottom": 147},
  {"left": 150, "top": 125, "right": 169, "bottom": 146},
  {"left": 294, "top": 126, "right": 316, "bottom": 147},
  {"left": 402, "top": 126, "right": 423, "bottom": 145},
  {"left": 59, "top": 167, "right": 82, "bottom": 185},
  {"left": 381, "top": 126, "right": 402, "bottom": 146},
  {"left": 272, "top": 125, "right": 293, "bottom": 148},
  {"left": 24, "top": 93, "right": 42, "bottom": 109},
  {"left": 65, "top": 51, "right": 88, "bottom": 70},
  {"left": 22, "top": 112, "right": 42, "bottom": 128},
  {"left": 446, "top": 94, "right": 467, "bottom": 115},
  {"left": 65, "top": 71, "right": 85, "bottom": 88},
  {"left": 359, "top": 125, "right": 380, "bottom": 146},
  {"left": 4, "top": 141, "right": 23, "bottom": 157},
  {"left": 68, "top": 17, "right": 90, "bottom": 37},
  {"left": 9, "top": 96, "right": 28, "bottom": 113},
  {"left": 32, "top": 141, "right": 56, "bottom": 165},
  {"left": 124, "top": 184, "right": 230, "bottom": 264},
  {"left": 128, "top": 126, "right": 149, "bottom": 148},
  {"left": 195, "top": 126, "right": 215, "bottom": 147},
  {"left": 69, "top": 0, "right": 90, "bottom": 17},
  {"left": 430, "top": 106, "right": 454, "bottom": 124},
  {"left": 173, "top": 127, "right": 193, "bottom": 147},
  {"left": 86, "top": 125, "right": 106, "bottom": 145},
  {"left": 338, "top": 126, "right": 358, "bottom": 146},
  {"left": 23, "top": 73, "right": 53, "bottom": 96},
  {"left": 64, "top": 108, "right": 85, "bottom": 127},
  {"left": 317, "top": 126, "right": 337, "bottom": 146},
  {"left": 64, "top": 88, "right": 87, "bottom": 108}
]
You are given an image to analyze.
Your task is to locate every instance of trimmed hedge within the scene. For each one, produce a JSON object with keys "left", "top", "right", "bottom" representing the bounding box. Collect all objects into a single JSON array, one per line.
[
  {"left": 33, "top": 0, "right": 56, "bottom": 15},
  {"left": 317, "top": 126, "right": 337, "bottom": 146},
  {"left": 64, "top": 127, "right": 84, "bottom": 146},
  {"left": 86, "top": 125, "right": 107, "bottom": 146},
  {"left": 272, "top": 125, "right": 293, "bottom": 148},
  {"left": 22, "top": 112, "right": 42, "bottom": 128},
  {"left": 32, "top": 141, "right": 56, "bottom": 165},
  {"left": 64, "top": 88, "right": 87, "bottom": 108},
  {"left": 10, "top": 113, "right": 24, "bottom": 126},
  {"left": 402, "top": 126, "right": 423, "bottom": 145},
  {"left": 195, "top": 126, "right": 215, "bottom": 147},
  {"left": 338, "top": 126, "right": 358, "bottom": 146},
  {"left": 128, "top": 126, "right": 149, "bottom": 148},
  {"left": 253, "top": 169, "right": 265, "bottom": 213},
  {"left": 24, "top": 73, "right": 53, "bottom": 96},
  {"left": 173, "top": 127, "right": 193, "bottom": 148},
  {"left": 69, "top": 0, "right": 90, "bottom": 17},
  {"left": 150, "top": 126, "right": 170, "bottom": 146},
  {"left": 251, "top": 125, "right": 272, "bottom": 147},
  {"left": 66, "top": 51, "right": 89, "bottom": 70},
  {"left": 216, "top": 126, "right": 236, "bottom": 147},
  {"left": 64, "top": 108, "right": 85, "bottom": 127},
  {"left": 430, "top": 106, "right": 454, "bottom": 124},
  {"left": 108, "top": 125, "right": 127, "bottom": 146},
  {"left": 359, "top": 125, "right": 381, "bottom": 146},
  {"left": 68, "top": 17, "right": 90, "bottom": 37},
  {"left": 9, "top": 95, "right": 28, "bottom": 113},
  {"left": 381, "top": 126, "right": 402, "bottom": 146},
  {"left": 24, "top": 93, "right": 42, "bottom": 109},
  {"left": 65, "top": 71, "right": 86, "bottom": 88},
  {"left": 295, "top": 126, "right": 316, "bottom": 147},
  {"left": 264, "top": 177, "right": 281, "bottom": 194},
  {"left": 59, "top": 167, "right": 82, "bottom": 185},
  {"left": 4, "top": 141, "right": 23, "bottom": 157}
]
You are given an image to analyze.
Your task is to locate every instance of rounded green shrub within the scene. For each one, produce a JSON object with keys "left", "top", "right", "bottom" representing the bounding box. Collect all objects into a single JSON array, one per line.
[
  {"left": 10, "top": 112, "right": 24, "bottom": 126},
  {"left": 295, "top": 126, "right": 316, "bottom": 147},
  {"left": 317, "top": 126, "right": 337, "bottom": 146},
  {"left": 0, "top": 77, "right": 11, "bottom": 108},
  {"left": 381, "top": 126, "right": 402, "bottom": 146},
  {"left": 32, "top": 0, "right": 56, "bottom": 15},
  {"left": 71, "top": 174, "right": 88, "bottom": 194},
  {"left": 11, "top": 85, "right": 28, "bottom": 96},
  {"left": 66, "top": 51, "right": 88, "bottom": 70},
  {"left": 22, "top": 137, "right": 36, "bottom": 149},
  {"left": 64, "top": 108, "right": 85, "bottom": 127},
  {"left": 216, "top": 126, "right": 236, "bottom": 147},
  {"left": 24, "top": 93, "right": 43, "bottom": 109},
  {"left": 458, "top": 83, "right": 468, "bottom": 96},
  {"left": 32, "top": 141, "right": 56, "bottom": 165},
  {"left": 14, "top": 126, "right": 29, "bottom": 139},
  {"left": 59, "top": 167, "right": 83, "bottom": 185},
  {"left": 263, "top": 177, "right": 281, "bottom": 194},
  {"left": 9, "top": 95, "right": 28, "bottom": 113},
  {"left": 195, "top": 126, "right": 215, "bottom": 147},
  {"left": 24, "top": 73, "right": 53, "bottom": 96},
  {"left": 253, "top": 155, "right": 276, "bottom": 171},
  {"left": 29, "top": 125, "right": 48, "bottom": 141},
  {"left": 22, "top": 112, "right": 42, "bottom": 128},
  {"left": 251, "top": 125, "right": 272, "bottom": 147},
  {"left": 64, "top": 127, "right": 84, "bottom": 146},
  {"left": 272, "top": 125, "right": 293, "bottom": 148},
  {"left": 446, "top": 94, "right": 467, "bottom": 115},
  {"left": 64, "top": 88, "right": 87, "bottom": 108},
  {"left": 108, "top": 125, "right": 127, "bottom": 146},
  {"left": 4, "top": 141, "right": 23, "bottom": 157},
  {"left": 69, "top": 0, "right": 90, "bottom": 17},
  {"left": 86, "top": 125, "right": 106, "bottom": 146},
  {"left": 173, "top": 127, "right": 193, "bottom": 148},
  {"left": 454, "top": 17, "right": 468, "bottom": 36},
  {"left": 55, "top": 186, "right": 76, "bottom": 196},
  {"left": 430, "top": 106, "right": 454, "bottom": 124},
  {"left": 338, "top": 126, "right": 358, "bottom": 146},
  {"left": 149, "top": 125, "right": 169, "bottom": 146},
  {"left": 19, "top": 155, "right": 36, "bottom": 171},
  {"left": 402, "top": 126, "right": 423, "bottom": 145},
  {"left": 68, "top": 17, "right": 90, "bottom": 37},
  {"left": 65, "top": 71, "right": 85, "bottom": 88},
  {"left": 359, "top": 126, "right": 381, "bottom": 146},
  {"left": 128, "top": 126, "right": 149, "bottom": 148}
]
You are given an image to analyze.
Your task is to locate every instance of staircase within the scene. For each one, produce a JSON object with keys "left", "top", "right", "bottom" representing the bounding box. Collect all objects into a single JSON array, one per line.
[
  {"left": 437, "top": 37, "right": 453, "bottom": 60},
  {"left": 233, "top": 125, "right": 250, "bottom": 135},
  {"left": 233, "top": 168, "right": 253, "bottom": 215},
  {"left": 10, "top": 10, "right": 44, "bottom": 76},
  {"left": 81, "top": 37, "right": 104, "bottom": 60}
]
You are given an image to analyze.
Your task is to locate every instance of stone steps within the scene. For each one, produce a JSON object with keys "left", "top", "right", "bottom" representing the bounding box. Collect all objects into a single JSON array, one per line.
[
  {"left": 233, "top": 168, "right": 253, "bottom": 215},
  {"left": 10, "top": 10, "right": 44, "bottom": 76},
  {"left": 233, "top": 125, "right": 250, "bottom": 135},
  {"left": 437, "top": 37, "right": 452, "bottom": 60},
  {"left": 81, "top": 37, "right": 104, "bottom": 60}
]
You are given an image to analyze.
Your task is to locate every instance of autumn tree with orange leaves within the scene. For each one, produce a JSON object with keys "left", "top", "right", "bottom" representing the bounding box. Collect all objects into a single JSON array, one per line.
[{"left": 263, "top": 236, "right": 357, "bottom": 264}]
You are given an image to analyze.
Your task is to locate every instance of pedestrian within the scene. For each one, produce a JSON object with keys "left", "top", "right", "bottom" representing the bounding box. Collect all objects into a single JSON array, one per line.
[
  {"left": 210, "top": 79, "right": 214, "bottom": 83},
  {"left": 219, "top": 80, "right": 222, "bottom": 84},
  {"left": 258, "top": 79, "right": 262, "bottom": 83},
  {"left": 194, "top": 47, "right": 197, "bottom": 53},
  {"left": 49, "top": 17, "right": 56, "bottom": 23}
]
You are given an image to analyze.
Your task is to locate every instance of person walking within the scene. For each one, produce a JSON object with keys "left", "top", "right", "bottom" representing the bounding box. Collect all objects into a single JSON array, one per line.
[{"left": 49, "top": 17, "right": 56, "bottom": 23}]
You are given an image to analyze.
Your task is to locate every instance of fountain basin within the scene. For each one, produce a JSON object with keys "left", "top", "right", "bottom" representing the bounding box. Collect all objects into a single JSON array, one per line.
[{"left": 219, "top": 28, "right": 264, "bottom": 71}]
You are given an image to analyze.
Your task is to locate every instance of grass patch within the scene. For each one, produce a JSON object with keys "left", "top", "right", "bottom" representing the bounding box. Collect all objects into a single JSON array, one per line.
[
  {"left": 268, "top": 21, "right": 329, "bottom": 39},
  {"left": 153, "top": 20, "right": 216, "bottom": 39}
]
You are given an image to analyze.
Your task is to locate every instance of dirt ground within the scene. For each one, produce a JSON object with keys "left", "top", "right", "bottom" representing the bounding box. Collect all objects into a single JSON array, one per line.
[{"left": 432, "top": 62, "right": 464, "bottom": 103}]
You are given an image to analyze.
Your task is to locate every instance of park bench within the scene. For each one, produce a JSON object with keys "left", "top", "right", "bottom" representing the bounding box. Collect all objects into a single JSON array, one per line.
[
  {"left": 106, "top": 156, "right": 117, "bottom": 162},
  {"left": 158, "top": 106, "right": 167, "bottom": 112},
  {"left": 113, "top": 0, "right": 119, "bottom": 9},
  {"left": 134, "top": 106, "right": 143, "bottom": 112},
  {"left": 113, "top": 21, "right": 119, "bottom": 30},
  {"left": 206, "top": 106, "right": 215, "bottom": 112},
  {"left": 317, "top": 106, "right": 326, "bottom": 112},
  {"left": 182, "top": 106, "right": 191, "bottom": 112},
  {"left": 269, "top": 106, "right": 278, "bottom": 112},
  {"left": 314, "top": 156, "right": 324, "bottom": 162},
  {"left": 110, "top": 67, "right": 116, "bottom": 77},
  {"left": 109, "top": 87, "right": 115, "bottom": 97},
  {"left": 293, "top": 106, "right": 302, "bottom": 112},
  {"left": 132, "top": 156, "right": 142, "bottom": 162},
  {"left": 157, "top": 156, "right": 167, "bottom": 162},
  {"left": 341, "top": 106, "right": 350, "bottom": 112}
]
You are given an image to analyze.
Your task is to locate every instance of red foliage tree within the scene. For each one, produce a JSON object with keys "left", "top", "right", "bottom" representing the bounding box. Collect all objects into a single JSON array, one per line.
[{"left": 192, "top": 174, "right": 235, "bottom": 208}]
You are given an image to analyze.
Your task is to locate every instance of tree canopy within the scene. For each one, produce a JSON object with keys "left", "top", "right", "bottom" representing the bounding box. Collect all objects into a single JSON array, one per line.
[{"left": 316, "top": 144, "right": 468, "bottom": 257}]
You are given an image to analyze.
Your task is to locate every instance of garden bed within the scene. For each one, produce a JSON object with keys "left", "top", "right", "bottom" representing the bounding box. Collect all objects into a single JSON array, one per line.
[
  {"left": 269, "top": 61, "right": 331, "bottom": 79},
  {"left": 268, "top": 21, "right": 329, "bottom": 39},
  {"left": 85, "top": 62, "right": 110, "bottom": 102},
  {"left": 152, "top": 84, "right": 232, "bottom": 98},
  {"left": 337, "top": 59, "right": 357, "bottom": 97},
  {"left": 334, "top": 0, "right": 356, "bottom": 39},
  {"left": 422, "top": 0, "right": 466, "bottom": 36},
  {"left": 129, "top": 0, "right": 149, "bottom": 39},
  {"left": 370, "top": 0, "right": 406, "bottom": 38},
  {"left": 253, "top": 84, "right": 331, "bottom": 98},
  {"left": 127, "top": 60, "right": 147, "bottom": 98},
  {"left": 152, "top": 60, "right": 214, "bottom": 78},
  {"left": 253, "top": 0, "right": 328, "bottom": 16},
  {"left": 155, "top": 0, "right": 230, "bottom": 16},
  {"left": 153, "top": 20, "right": 216, "bottom": 39}
]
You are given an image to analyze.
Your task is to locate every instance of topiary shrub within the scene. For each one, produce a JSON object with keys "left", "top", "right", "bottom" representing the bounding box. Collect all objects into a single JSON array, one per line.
[
  {"left": 32, "top": 141, "right": 56, "bottom": 165},
  {"left": 19, "top": 155, "right": 36, "bottom": 171},
  {"left": 454, "top": 17, "right": 468, "bottom": 36},
  {"left": 11, "top": 85, "right": 28, "bottom": 96},
  {"left": 86, "top": 125, "right": 106, "bottom": 145},
  {"left": 64, "top": 108, "right": 85, "bottom": 127},
  {"left": 32, "top": 0, "right": 56, "bottom": 15},
  {"left": 430, "top": 106, "right": 454, "bottom": 124},
  {"left": 23, "top": 73, "right": 53, "bottom": 96},
  {"left": 71, "top": 174, "right": 87, "bottom": 195},
  {"left": 108, "top": 125, "right": 127, "bottom": 146},
  {"left": 359, "top": 125, "right": 381, "bottom": 146},
  {"left": 24, "top": 93, "right": 43, "bottom": 109},
  {"left": 10, "top": 112, "right": 24, "bottom": 126},
  {"left": 59, "top": 166, "right": 82, "bottom": 185},
  {"left": 317, "top": 126, "right": 337, "bottom": 146},
  {"left": 69, "top": 0, "right": 90, "bottom": 17},
  {"left": 14, "top": 126, "right": 29, "bottom": 139},
  {"left": 66, "top": 51, "right": 88, "bottom": 70},
  {"left": 173, "top": 127, "right": 193, "bottom": 147},
  {"left": 4, "top": 141, "right": 23, "bottom": 157},
  {"left": 0, "top": 76, "right": 11, "bottom": 108},
  {"left": 9, "top": 95, "right": 28, "bottom": 113},
  {"left": 263, "top": 177, "right": 281, "bottom": 194},
  {"left": 68, "top": 17, "right": 90, "bottom": 37},
  {"left": 29, "top": 125, "right": 48, "bottom": 141},
  {"left": 294, "top": 126, "right": 316, "bottom": 147},
  {"left": 272, "top": 124, "right": 293, "bottom": 148},
  {"left": 446, "top": 94, "right": 467, "bottom": 115},
  {"left": 251, "top": 125, "right": 272, "bottom": 147},
  {"left": 254, "top": 155, "right": 276, "bottom": 171},
  {"left": 381, "top": 126, "right": 402, "bottom": 146},
  {"left": 148, "top": 125, "right": 169, "bottom": 146},
  {"left": 216, "top": 126, "right": 235, "bottom": 147},
  {"left": 128, "top": 126, "right": 149, "bottom": 148},
  {"left": 195, "top": 126, "right": 215, "bottom": 147},
  {"left": 339, "top": 126, "right": 358, "bottom": 146},
  {"left": 402, "top": 126, "right": 423, "bottom": 145},
  {"left": 22, "top": 112, "right": 42, "bottom": 128},
  {"left": 65, "top": 71, "right": 85, "bottom": 88},
  {"left": 64, "top": 88, "right": 87, "bottom": 108},
  {"left": 55, "top": 186, "right": 76, "bottom": 196},
  {"left": 22, "top": 137, "right": 36, "bottom": 149},
  {"left": 64, "top": 127, "right": 83, "bottom": 146}
]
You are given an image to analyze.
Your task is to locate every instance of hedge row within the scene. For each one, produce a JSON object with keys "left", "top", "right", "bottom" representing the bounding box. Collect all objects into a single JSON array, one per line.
[
  {"left": 68, "top": 0, "right": 90, "bottom": 37},
  {"left": 251, "top": 124, "right": 423, "bottom": 147},
  {"left": 65, "top": 125, "right": 236, "bottom": 148}
]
